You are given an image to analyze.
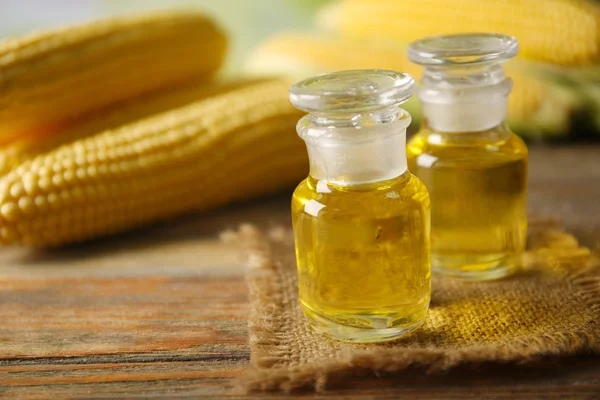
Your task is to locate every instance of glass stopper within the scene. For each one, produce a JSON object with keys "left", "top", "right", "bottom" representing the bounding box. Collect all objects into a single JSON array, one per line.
[
  {"left": 289, "top": 69, "right": 414, "bottom": 113},
  {"left": 408, "top": 33, "right": 518, "bottom": 67}
]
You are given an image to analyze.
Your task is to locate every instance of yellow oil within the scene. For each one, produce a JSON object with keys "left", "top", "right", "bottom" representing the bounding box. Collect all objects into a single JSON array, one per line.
[
  {"left": 291, "top": 172, "right": 431, "bottom": 342},
  {"left": 407, "top": 125, "right": 528, "bottom": 280}
]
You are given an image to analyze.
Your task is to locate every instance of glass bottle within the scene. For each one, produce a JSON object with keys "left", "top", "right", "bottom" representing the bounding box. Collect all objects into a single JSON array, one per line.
[
  {"left": 289, "top": 70, "right": 431, "bottom": 343},
  {"left": 406, "top": 34, "right": 528, "bottom": 281}
]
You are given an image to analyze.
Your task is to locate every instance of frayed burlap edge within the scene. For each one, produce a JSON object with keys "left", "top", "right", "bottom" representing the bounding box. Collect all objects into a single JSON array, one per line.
[{"left": 223, "top": 224, "right": 600, "bottom": 392}]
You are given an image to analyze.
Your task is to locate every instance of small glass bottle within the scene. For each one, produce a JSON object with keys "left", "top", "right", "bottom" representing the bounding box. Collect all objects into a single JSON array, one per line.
[
  {"left": 289, "top": 70, "right": 431, "bottom": 343},
  {"left": 406, "top": 34, "right": 528, "bottom": 281}
]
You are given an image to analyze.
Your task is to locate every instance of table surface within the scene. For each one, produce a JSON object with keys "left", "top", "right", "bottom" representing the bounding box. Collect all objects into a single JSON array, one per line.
[{"left": 1, "top": 145, "right": 599, "bottom": 399}]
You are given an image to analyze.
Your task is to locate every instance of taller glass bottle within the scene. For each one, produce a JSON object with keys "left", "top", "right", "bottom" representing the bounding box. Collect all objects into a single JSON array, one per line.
[
  {"left": 407, "top": 34, "right": 528, "bottom": 281},
  {"left": 289, "top": 70, "right": 431, "bottom": 343}
]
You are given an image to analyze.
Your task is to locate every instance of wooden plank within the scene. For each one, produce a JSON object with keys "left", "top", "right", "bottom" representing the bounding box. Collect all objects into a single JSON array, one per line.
[
  {"left": 0, "top": 275, "right": 249, "bottom": 357},
  {"left": 0, "top": 145, "right": 599, "bottom": 398},
  {"left": 0, "top": 358, "right": 598, "bottom": 399},
  {"left": 527, "top": 146, "right": 600, "bottom": 244}
]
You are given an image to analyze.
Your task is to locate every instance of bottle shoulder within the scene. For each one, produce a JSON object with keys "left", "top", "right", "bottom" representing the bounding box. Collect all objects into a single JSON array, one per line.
[
  {"left": 292, "top": 173, "right": 429, "bottom": 218},
  {"left": 407, "top": 127, "right": 528, "bottom": 166}
]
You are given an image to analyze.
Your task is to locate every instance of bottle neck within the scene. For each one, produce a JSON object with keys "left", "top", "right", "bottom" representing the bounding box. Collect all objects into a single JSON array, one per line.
[
  {"left": 420, "top": 121, "right": 512, "bottom": 145},
  {"left": 298, "top": 107, "right": 410, "bottom": 186},
  {"left": 417, "top": 64, "right": 512, "bottom": 133}
]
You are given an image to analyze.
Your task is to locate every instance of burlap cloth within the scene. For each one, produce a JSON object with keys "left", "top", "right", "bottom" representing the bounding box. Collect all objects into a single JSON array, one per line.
[{"left": 224, "top": 217, "right": 600, "bottom": 392}]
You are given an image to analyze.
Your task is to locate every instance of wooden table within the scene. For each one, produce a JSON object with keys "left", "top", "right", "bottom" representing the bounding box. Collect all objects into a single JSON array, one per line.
[{"left": 1, "top": 145, "right": 599, "bottom": 399}]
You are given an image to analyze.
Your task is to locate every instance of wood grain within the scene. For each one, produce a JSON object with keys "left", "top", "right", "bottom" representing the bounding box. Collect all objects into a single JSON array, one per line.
[{"left": 0, "top": 145, "right": 599, "bottom": 399}]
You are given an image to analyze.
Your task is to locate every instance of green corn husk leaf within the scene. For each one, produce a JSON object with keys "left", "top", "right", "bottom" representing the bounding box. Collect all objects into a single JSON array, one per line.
[{"left": 523, "top": 61, "right": 600, "bottom": 136}]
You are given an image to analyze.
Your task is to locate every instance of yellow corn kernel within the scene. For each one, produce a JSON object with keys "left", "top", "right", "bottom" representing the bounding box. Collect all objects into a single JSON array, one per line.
[
  {"left": 0, "top": 79, "right": 306, "bottom": 246},
  {"left": 0, "top": 10, "right": 227, "bottom": 146},
  {"left": 318, "top": 0, "right": 600, "bottom": 66},
  {"left": 0, "top": 79, "right": 264, "bottom": 176}
]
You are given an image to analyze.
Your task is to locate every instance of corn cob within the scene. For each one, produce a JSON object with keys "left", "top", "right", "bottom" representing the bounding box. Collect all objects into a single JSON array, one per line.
[
  {"left": 246, "top": 33, "right": 423, "bottom": 80},
  {"left": 318, "top": 0, "right": 600, "bottom": 66},
  {"left": 0, "top": 79, "right": 263, "bottom": 177},
  {"left": 0, "top": 11, "right": 227, "bottom": 146},
  {"left": 0, "top": 79, "right": 306, "bottom": 246},
  {"left": 246, "top": 34, "right": 577, "bottom": 138}
]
